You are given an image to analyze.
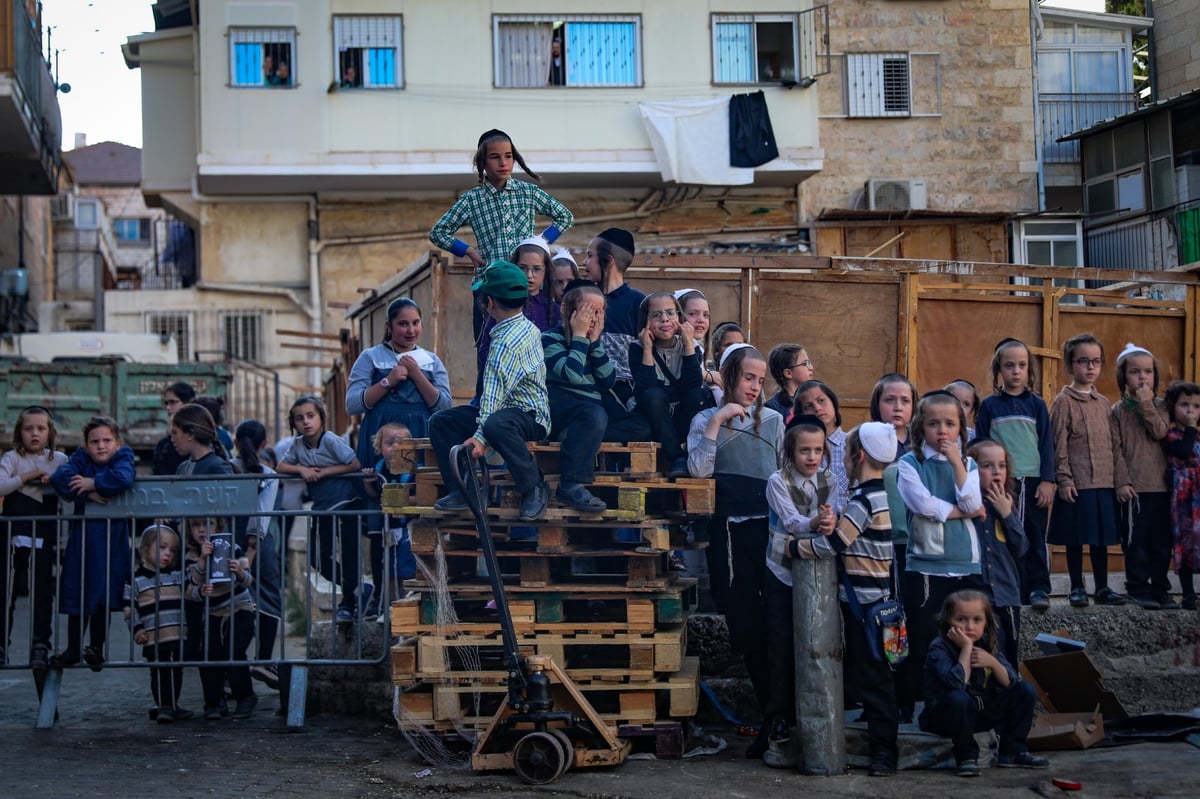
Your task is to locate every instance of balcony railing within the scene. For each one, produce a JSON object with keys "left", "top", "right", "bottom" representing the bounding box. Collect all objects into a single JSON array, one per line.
[{"left": 1038, "top": 92, "right": 1139, "bottom": 164}]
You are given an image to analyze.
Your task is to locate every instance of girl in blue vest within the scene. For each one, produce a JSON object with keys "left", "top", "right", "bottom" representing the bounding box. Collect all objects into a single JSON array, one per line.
[
  {"left": 894, "top": 390, "right": 984, "bottom": 722},
  {"left": 686, "top": 344, "right": 784, "bottom": 758}
]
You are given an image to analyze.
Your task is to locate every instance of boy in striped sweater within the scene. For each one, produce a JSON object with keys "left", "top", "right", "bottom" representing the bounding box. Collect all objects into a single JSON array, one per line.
[{"left": 125, "top": 523, "right": 190, "bottom": 723}]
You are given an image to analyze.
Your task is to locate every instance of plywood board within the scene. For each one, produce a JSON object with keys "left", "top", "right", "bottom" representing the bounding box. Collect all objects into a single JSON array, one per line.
[
  {"left": 1055, "top": 307, "right": 1187, "bottom": 399},
  {"left": 900, "top": 225, "right": 953, "bottom": 260},
  {"left": 914, "top": 294, "right": 1044, "bottom": 394}
]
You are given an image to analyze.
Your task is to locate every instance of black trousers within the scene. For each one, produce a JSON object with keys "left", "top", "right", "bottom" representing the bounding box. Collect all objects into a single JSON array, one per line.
[
  {"left": 919, "top": 679, "right": 1038, "bottom": 763},
  {"left": 430, "top": 405, "right": 546, "bottom": 495},
  {"left": 763, "top": 570, "right": 795, "bottom": 725},
  {"left": 1018, "top": 477, "right": 1052, "bottom": 599},
  {"left": 843, "top": 600, "right": 900, "bottom": 764},
  {"left": 549, "top": 393, "right": 606, "bottom": 485},
  {"left": 635, "top": 386, "right": 707, "bottom": 462},
  {"left": 144, "top": 640, "right": 184, "bottom": 708},
  {"left": 198, "top": 610, "right": 255, "bottom": 707},
  {"left": 1121, "top": 492, "right": 1172, "bottom": 598},
  {"left": 1, "top": 536, "right": 54, "bottom": 649},
  {"left": 722, "top": 517, "right": 771, "bottom": 715},
  {"left": 310, "top": 499, "right": 364, "bottom": 612}
]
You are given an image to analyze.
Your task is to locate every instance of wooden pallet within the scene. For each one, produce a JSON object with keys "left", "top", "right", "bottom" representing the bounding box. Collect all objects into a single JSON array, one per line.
[
  {"left": 390, "top": 583, "right": 694, "bottom": 635},
  {"left": 412, "top": 521, "right": 684, "bottom": 555},
  {"left": 394, "top": 439, "right": 664, "bottom": 479},
  {"left": 413, "top": 547, "right": 678, "bottom": 590},
  {"left": 402, "top": 623, "right": 686, "bottom": 677},
  {"left": 395, "top": 656, "right": 699, "bottom": 726}
]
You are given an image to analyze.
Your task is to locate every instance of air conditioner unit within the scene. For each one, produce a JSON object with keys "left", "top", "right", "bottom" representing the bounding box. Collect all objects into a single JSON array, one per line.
[{"left": 866, "top": 178, "right": 928, "bottom": 211}]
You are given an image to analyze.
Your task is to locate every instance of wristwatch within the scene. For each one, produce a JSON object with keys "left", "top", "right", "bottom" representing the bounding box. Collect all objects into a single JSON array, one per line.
[{"left": 380, "top": 377, "right": 391, "bottom": 388}]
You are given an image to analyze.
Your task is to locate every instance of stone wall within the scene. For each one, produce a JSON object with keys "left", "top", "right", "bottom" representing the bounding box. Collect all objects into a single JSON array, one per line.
[
  {"left": 1152, "top": 0, "right": 1200, "bottom": 99},
  {"left": 803, "top": 0, "right": 1039, "bottom": 215}
]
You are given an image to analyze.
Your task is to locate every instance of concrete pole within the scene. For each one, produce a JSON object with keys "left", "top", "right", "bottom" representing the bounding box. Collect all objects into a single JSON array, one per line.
[{"left": 792, "top": 554, "right": 846, "bottom": 775}]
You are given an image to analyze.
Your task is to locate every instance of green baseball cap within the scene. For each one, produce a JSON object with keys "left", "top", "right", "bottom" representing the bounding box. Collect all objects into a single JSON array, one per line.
[{"left": 471, "top": 260, "right": 529, "bottom": 300}]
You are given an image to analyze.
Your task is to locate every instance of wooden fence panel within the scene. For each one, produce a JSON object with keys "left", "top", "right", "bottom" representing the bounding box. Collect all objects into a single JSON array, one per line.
[{"left": 1056, "top": 305, "right": 1188, "bottom": 398}]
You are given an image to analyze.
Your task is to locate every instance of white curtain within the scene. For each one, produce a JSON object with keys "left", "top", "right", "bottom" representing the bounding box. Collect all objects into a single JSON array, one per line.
[{"left": 496, "top": 22, "right": 554, "bottom": 88}]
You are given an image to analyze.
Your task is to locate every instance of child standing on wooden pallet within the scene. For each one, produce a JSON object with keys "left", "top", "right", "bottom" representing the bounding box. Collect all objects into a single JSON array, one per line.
[
  {"left": 787, "top": 422, "right": 902, "bottom": 777},
  {"left": 430, "top": 261, "right": 551, "bottom": 522},
  {"left": 429, "top": 129, "right": 573, "bottom": 341},
  {"left": 974, "top": 338, "right": 1056, "bottom": 611},
  {"left": 762, "top": 413, "right": 835, "bottom": 767},
  {"left": 686, "top": 345, "right": 784, "bottom": 759},
  {"left": 1111, "top": 343, "right": 1176, "bottom": 610},
  {"left": 1162, "top": 380, "right": 1200, "bottom": 610},
  {"left": 1048, "top": 333, "right": 1128, "bottom": 608}
]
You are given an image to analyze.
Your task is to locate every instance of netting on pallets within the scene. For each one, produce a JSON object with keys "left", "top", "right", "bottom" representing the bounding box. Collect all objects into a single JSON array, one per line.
[{"left": 392, "top": 536, "right": 483, "bottom": 769}]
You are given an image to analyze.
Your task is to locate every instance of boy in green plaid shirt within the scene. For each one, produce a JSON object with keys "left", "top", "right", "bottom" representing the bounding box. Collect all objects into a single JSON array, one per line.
[{"left": 429, "top": 261, "right": 552, "bottom": 522}]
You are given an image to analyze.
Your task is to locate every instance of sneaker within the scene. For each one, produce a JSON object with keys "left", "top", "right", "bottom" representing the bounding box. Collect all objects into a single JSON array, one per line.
[
  {"left": 173, "top": 706, "right": 196, "bottom": 721},
  {"left": 334, "top": 606, "right": 355, "bottom": 624},
  {"left": 868, "top": 756, "right": 896, "bottom": 777},
  {"left": 250, "top": 664, "right": 280, "bottom": 691},
  {"left": 434, "top": 490, "right": 469, "bottom": 511},
  {"left": 29, "top": 644, "right": 50, "bottom": 671},
  {"left": 763, "top": 737, "right": 798, "bottom": 769},
  {"left": 204, "top": 704, "right": 226, "bottom": 721},
  {"left": 1029, "top": 591, "right": 1051, "bottom": 612},
  {"left": 82, "top": 645, "right": 105, "bottom": 672},
  {"left": 997, "top": 751, "right": 1050, "bottom": 769},
  {"left": 1094, "top": 586, "right": 1127, "bottom": 605},
  {"left": 556, "top": 482, "right": 607, "bottom": 514},
  {"left": 667, "top": 458, "right": 690, "bottom": 479},
  {"left": 1068, "top": 587, "right": 1089, "bottom": 608},
  {"left": 1153, "top": 593, "right": 1181, "bottom": 611},
  {"left": 232, "top": 695, "right": 258, "bottom": 720},
  {"left": 1182, "top": 595, "right": 1198, "bottom": 610},
  {"left": 956, "top": 758, "right": 981, "bottom": 777},
  {"left": 518, "top": 481, "right": 549, "bottom": 522},
  {"left": 1127, "top": 594, "right": 1161, "bottom": 610},
  {"left": 156, "top": 706, "right": 176, "bottom": 724},
  {"left": 51, "top": 649, "right": 80, "bottom": 668}
]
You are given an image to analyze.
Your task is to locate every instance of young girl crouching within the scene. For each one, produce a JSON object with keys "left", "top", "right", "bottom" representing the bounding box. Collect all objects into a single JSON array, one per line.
[{"left": 919, "top": 590, "right": 1049, "bottom": 777}]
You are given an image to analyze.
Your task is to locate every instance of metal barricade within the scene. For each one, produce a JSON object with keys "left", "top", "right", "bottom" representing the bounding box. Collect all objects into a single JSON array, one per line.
[{"left": 0, "top": 473, "right": 398, "bottom": 729}]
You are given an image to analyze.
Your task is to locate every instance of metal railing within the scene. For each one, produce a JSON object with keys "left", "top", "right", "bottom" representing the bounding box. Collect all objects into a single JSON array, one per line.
[
  {"left": 1037, "top": 92, "right": 1139, "bottom": 164},
  {"left": 1, "top": 473, "right": 403, "bottom": 729}
]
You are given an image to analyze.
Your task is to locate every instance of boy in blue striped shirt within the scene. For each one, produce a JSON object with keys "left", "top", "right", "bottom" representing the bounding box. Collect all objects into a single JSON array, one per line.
[{"left": 430, "top": 261, "right": 552, "bottom": 522}]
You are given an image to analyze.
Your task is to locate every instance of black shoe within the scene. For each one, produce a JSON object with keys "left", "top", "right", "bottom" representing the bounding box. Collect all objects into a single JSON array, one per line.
[
  {"left": 1029, "top": 591, "right": 1051, "bottom": 611},
  {"left": 1094, "top": 587, "right": 1127, "bottom": 606},
  {"left": 745, "top": 725, "right": 770, "bottom": 759},
  {"left": 82, "top": 645, "right": 105, "bottom": 672},
  {"left": 29, "top": 644, "right": 50, "bottom": 671},
  {"left": 956, "top": 758, "right": 981, "bottom": 777},
  {"left": 173, "top": 706, "right": 196, "bottom": 721},
  {"left": 868, "top": 756, "right": 896, "bottom": 777},
  {"left": 156, "top": 706, "right": 176, "bottom": 724},
  {"left": 434, "top": 491, "right": 469, "bottom": 511},
  {"left": 518, "top": 481, "right": 549, "bottom": 522},
  {"left": 667, "top": 458, "right": 690, "bottom": 479},
  {"left": 997, "top": 751, "right": 1050, "bottom": 769},
  {"left": 232, "top": 695, "right": 258, "bottom": 720},
  {"left": 52, "top": 648, "right": 81, "bottom": 668},
  {"left": 250, "top": 664, "right": 280, "bottom": 691},
  {"left": 1127, "top": 594, "right": 1160, "bottom": 610},
  {"left": 556, "top": 482, "right": 607, "bottom": 514},
  {"left": 1153, "top": 593, "right": 1181, "bottom": 610},
  {"left": 1068, "top": 587, "right": 1089, "bottom": 607},
  {"left": 1182, "top": 595, "right": 1198, "bottom": 610}
]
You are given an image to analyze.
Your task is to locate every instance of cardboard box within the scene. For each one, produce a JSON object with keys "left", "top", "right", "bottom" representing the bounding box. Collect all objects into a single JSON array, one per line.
[{"left": 1020, "top": 648, "right": 1128, "bottom": 751}]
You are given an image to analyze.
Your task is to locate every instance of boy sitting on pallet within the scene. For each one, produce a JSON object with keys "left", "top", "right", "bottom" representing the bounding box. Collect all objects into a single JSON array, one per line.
[{"left": 430, "top": 260, "right": 553, "bottom": 522}]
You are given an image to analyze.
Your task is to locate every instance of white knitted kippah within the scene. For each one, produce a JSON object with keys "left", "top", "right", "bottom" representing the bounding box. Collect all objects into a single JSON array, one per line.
[{"left": 1116, "top": 342, "right": 1153, "bottom": 364}]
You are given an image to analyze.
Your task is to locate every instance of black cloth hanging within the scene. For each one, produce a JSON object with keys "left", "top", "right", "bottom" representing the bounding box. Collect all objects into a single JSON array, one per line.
[{"left": 729, "top": 90, "right": 780, "bottom": 168}]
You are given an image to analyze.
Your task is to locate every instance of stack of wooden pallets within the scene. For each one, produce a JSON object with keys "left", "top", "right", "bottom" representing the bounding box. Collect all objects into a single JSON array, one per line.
[{"left": 382, "top": 440, "right": 712, "bottom": 751}]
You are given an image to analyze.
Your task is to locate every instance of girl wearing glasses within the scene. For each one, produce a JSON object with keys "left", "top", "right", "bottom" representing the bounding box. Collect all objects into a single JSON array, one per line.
[
  {"left": 630, "top": 292, "right": 709, "bottom": 478},
  {"left": 1048, "top": 333, "right": 1127, "bottom": 608}
]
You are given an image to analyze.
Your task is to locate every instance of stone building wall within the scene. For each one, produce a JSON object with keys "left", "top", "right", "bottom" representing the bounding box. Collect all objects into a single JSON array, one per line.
[
  {"left": 1152, "top": 0, "right": 1200, "bottom": 99},
  {"left": 802, "top": 0, "right": 1039, "bottom": 216}
]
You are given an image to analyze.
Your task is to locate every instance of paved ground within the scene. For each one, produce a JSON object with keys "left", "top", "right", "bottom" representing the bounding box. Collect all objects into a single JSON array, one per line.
[{"left": 2, "top": 660, "right": 1197, "bottom": 799}]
